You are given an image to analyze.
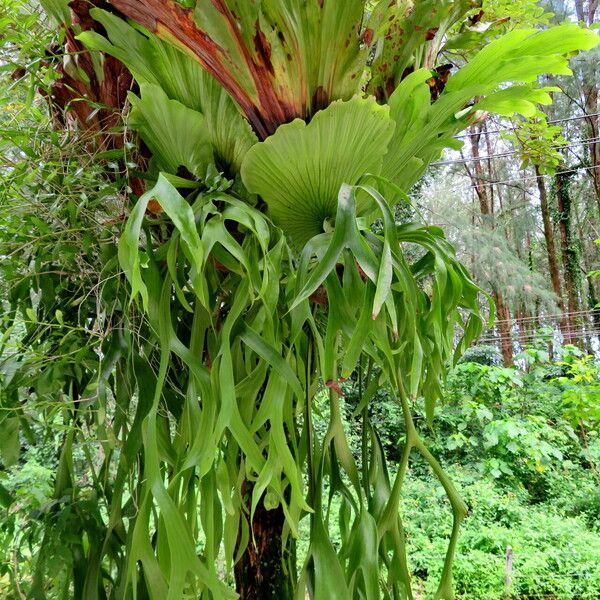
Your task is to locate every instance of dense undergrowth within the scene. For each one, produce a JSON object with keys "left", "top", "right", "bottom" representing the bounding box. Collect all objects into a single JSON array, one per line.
[
  {"left": 1, "top": 342, "right": 599, "bottom": 598},
  {"left": 302, "top": 344, "right": 600, "bottom": 599}
]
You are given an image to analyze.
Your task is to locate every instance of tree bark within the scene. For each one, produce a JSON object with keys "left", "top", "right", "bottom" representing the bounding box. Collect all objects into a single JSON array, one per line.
[
  {"left": 555, "top": 172, "right": 581, "bottom": 345},
  {"left": 469, "top": 126, "right": 492, "bottom": 216},
  {"left": 536, "top": 167, "right": 564, "bottom": 304},
  {"left": 535, "top": 166, "right": 570, "bottom": 338},
  {"left": 495, "top": 292, "right": 514, "bottom": 367},
  {"left": 467, "top": 125, "right": 514, "bottom": 365},
  {"left": 574, "top": 0, "right": 600, "bottom": 216},
  {"left": 234, "top": 483, "right": 295, "bottom": 600}
]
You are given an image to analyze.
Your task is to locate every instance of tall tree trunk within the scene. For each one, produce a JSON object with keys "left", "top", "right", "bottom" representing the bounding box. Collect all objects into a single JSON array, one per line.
[
  {"left": 495, "top": 292, "right": 514, "bottom": 366},
  {"left": 469, "top": 126, "right": 492, "bottom": 217},
  {"left": 535, "top": 166, "right": 569, "bottom": 337},
  {"left": 466, "top": 125, "right": 514, "bottom": 365},
  {"left": 536, "top": 166, "right": 564, "bottom": 303},
  {"left": 586, "top": 85, "right": 600, "bottom": 216},
  {"left": 555, "top": 172, "right": 581, "bottom": 345},
  {"left": 572, "top": 190, "right": 600, "bottom": 352},
  {"left": 574, "top": 0, "right": 600, "bottom": 216},
  {"left": 235, "top": 484, "right": 295, "bottom": 600}
]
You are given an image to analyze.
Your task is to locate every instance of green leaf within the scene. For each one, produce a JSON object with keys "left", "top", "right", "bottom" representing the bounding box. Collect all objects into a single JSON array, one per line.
[
  {"left": 118, "top": 190, "right": 152, "bottom": 309},
  {"left": 39, "top": 0, "right": 70, "bottom": 25},
  {"left": 381, "top": 24, "right": 600, "bottom": 192},
  {"left": 0, "top": 482, "right": 14, "bottom": 508},
  {"left": 128, "top": 84, "right": 213, "bottom": 178},
  {"left": 241, "top": 97, "right": 395, "bottom": 246},
  {"left": 79, "top": 9, "right": 256, "bottom": 174},
  {"left": 475, "top": 86, "right": 557, "bottom": 117},
  {"left": 0, "top": 417, "right": 20, "bottom": 467}
]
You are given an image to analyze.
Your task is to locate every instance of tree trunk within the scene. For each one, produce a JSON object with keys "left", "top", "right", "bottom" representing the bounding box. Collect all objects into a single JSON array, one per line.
[
  {"left": 469, "top": 126, "right": 492, "bottom": 217},
  {"left": 586, "top": 85, "right": 600, "bottom": 217},
  {"left": 535, "top": 166, "right": 569, "bottom": 339},
  {"left": 536, "top": 167, "right": 564, "bottom": 303},
  {"left": 235, "top": 483, "right": 295, "bottom": 600},
  {"left": 555, "top": 172, "right": 581, "bottom": 346},
  {"left": 467, "top": 125, "right": 514, "bottom": 365},
  {"left": 574, "top": 0, "right": 600, "bottom": 216},
  {"left": 495, "top": 292, "right": 514, "bottom": 366}
]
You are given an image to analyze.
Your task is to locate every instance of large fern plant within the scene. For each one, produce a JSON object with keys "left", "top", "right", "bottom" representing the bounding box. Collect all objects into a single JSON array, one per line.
[{"left": 27, "top": 1, "right": 598, "bottom": 598}]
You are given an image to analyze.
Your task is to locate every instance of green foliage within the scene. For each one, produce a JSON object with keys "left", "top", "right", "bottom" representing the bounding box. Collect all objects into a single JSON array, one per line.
[
  {"left": 128, "top": 83, "right": 214, "bottom": 178},
  {"left": 2, "top": 0, "right": 599, "bottom": 599},
  {"left": 334, "top": 348, "right": 600, "bottom": 598},
  {"left": 457, "top": 344, "right": 503, "bottom": 366},
  {"left": 405, "top": 474, "right": 600, "bottom": 599},
  {"left": 503, "top": 115, "right": 567, "bottom": 173},
  {"left": 241, "top": 97, "right": 395, "bottom": 246},
  {"left": 555, "top": 354, "right": 600, "bottom": 430},
  {"left": 78, "top": 8, "right": 257, "bottom": 176},
  {"left": 114, "top": 165, "right": 484, "bottom": 597}
]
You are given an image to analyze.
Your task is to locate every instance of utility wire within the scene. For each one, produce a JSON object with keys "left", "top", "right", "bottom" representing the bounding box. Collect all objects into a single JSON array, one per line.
[
  {"left": 431, "top": 137, "right": 600, "bottom": 167},
  {"left": 478, "top": 325, "right": 600, "bottom": 339},
  {"left": 453, "top": 112, "right": 600, "bottom": 139},
  {"left": 477, "top": 329, "right": 600, "bottom": 344},
  {"left": 426, "top": 164, "right": 600, "bottom": 194},
  {"left": 491, "top": 310, "right": 598, "bottom": 325}
]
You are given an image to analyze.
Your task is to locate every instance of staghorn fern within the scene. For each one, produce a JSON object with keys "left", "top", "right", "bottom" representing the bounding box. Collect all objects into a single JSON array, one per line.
[{"left": 13, "top": 0, "right": 600, "bottom": 598}]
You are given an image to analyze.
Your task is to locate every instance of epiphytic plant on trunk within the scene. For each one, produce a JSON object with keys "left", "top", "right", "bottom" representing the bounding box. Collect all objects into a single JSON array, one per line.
[{"left": 12, "top": 0, "right": 600, "bottom": 598}]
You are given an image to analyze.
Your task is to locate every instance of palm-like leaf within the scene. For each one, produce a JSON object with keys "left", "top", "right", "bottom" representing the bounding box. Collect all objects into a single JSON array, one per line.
[{"left": 241, "top": 97, "right": 395, "bottom": 246}]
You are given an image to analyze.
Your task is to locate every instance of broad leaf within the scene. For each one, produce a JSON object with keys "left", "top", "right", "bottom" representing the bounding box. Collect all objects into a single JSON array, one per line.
[
  {"left": 78, "top": 9, "right": 256, "bottom": 174},
  {"left": 381, "top": 24, "right": 599, "bottom": 191},
  {"left": 241, "top": 97, "right": 395, "bottom": 246},
  {"left": 128, "top": 84, "right": 213, "bottom": 178}
]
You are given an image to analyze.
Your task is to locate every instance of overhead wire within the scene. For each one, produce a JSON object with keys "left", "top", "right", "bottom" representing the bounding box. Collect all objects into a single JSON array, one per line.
[
  {"left": 491, "top": 310, "right": 598, "bottom": 324},
  {"left": 431, "top": 137, "right": 600, "bottom": 167},
  {"left": 477, "top": 329, "right": 600, "bottom": 345},
  {"left": 426, "top": 164, "right": 600, "bottom": 193},
  {"left": 452, "top": 112, "right": 600, "bottom": 139}
]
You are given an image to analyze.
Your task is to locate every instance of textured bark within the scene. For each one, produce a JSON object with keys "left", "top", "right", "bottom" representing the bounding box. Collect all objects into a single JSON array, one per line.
[
  {"left": 555, "top": 173, "right": 581, "bottom": 345},
  {"left": 574, "top": 0, "right": 600, "bottom": 216},
  {"left": 466, "top": 125, "right": 514, "bottom": 365},
  {"left": 469, "top": 127, "right": 492, "bottom": 216},
  {"left": 535, "top": 166, "right": 570, "bottom": 338},
  {"left": 585, "top": 85, "right": 600, "bottom": 216},
  {"left": 495, "top": 292, "right": 514, "bottom": 367},
  {"left": 536, "top": 167, "right": 564, "bottom": 304},
  {"left": 234, "top": 483, "right": 295, "bottom": 600}
]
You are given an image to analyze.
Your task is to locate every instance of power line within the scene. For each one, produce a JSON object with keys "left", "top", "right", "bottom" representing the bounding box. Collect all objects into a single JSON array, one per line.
[
  {"left": 426, "top": 164, "right": 600, "bottom": 194},
  {"left": 492, "top": 309, "right": 598, "bottom": 325},
  {"left": 478, "top": 324, "right": 600, "bottom": 340},
  {"left": 431, "top": 137, "right": 600, "bottom": 167},
  {"left": 453, "top": 112, "right": 600, "bottom": 139},
  {"left": 477, "top": 329, "right": 600, "bottom": 344}
]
